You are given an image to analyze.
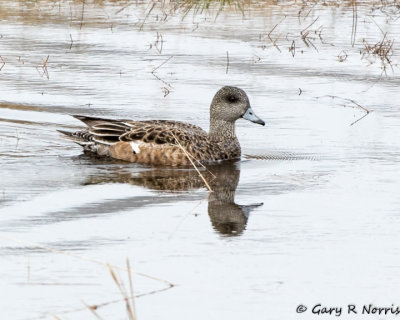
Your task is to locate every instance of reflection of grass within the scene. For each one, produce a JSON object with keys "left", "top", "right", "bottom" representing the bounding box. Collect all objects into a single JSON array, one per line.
[
  {"left": 175, "top": 0, "right": 246, "bottom": 17},
  {"left": 1, "top": 0, "right": 399, "bottom": 74}
]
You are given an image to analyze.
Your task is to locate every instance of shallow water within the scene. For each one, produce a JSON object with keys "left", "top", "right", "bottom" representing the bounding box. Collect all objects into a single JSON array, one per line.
[{"left": 1, "top": 1, "right": 400, "bottom": 319}]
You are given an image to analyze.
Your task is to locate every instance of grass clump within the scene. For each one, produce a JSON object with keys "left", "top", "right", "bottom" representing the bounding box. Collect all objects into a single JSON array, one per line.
[{"left": 173, "top": 0, "right": 246, "bottom": 17}]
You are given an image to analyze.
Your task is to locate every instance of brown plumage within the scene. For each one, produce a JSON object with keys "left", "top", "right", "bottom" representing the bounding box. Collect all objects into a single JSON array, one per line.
[{"left": 59, "top": 86, "right": 265, "bottom": 166}]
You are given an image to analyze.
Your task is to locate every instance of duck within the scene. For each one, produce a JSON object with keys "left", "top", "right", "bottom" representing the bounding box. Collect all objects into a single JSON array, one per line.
[{"left": 58, "top": 86, "right": 265, "bottom": 166}]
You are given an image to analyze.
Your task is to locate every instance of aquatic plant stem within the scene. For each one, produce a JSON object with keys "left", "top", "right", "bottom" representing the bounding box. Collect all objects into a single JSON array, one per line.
[{"left": 171, "top": 133, "right": 213, "bottom": 192}]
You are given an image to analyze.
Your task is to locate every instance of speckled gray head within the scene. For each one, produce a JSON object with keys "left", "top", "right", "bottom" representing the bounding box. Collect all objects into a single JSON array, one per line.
[{"left": 210, "top": 86, "right": 265, "bottom": 126}]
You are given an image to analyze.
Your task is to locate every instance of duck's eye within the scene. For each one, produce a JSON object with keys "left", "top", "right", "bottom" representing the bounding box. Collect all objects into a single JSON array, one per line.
[{"left": 227, "top": 95, "right": 239, "bottom": 103}]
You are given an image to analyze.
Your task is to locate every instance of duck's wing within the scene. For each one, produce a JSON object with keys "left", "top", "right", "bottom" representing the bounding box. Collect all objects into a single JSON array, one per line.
[
  {"left": 61, "top": 115, "right": 130, "bottom": 145},
  {"left": 120, "top": 120, "right": 207, "bottom": 145},
  {"left": 66, "top": 115, "right": 207, "bottom": 147},
  {"left": 137, "top": 120, "right": 207, "bottom": 135}
]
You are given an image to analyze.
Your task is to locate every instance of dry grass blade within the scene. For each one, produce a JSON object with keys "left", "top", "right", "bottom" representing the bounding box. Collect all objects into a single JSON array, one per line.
[
  {"left": 82, "top": 301, "right": 105, "bottom": 320},
  {"left": 171, "top": 132, "right": 213, "bottom": 192},
  {"left": 108, "top": 264, "right": 136, "bottom": 320},
  {"left": 152, "top": 55, "right": 173, "bottom": 73},
  {"left": 115, "top": 2, "right": 134, "bottom": 15},
  {"left": 301, "top": 16, "right": 319, "bottom": 35},
  {"left": 179, "top": 148, "right": 216, "bottom": 179},
  {"left": 300, "top": 17, "right": 321, "bottom": 51},
  {"left": 36, "top": 55, "right": 50, "bottom": 79},
  {"left": 151, "top": 56, "right": 174, "bottom": 91},
  {"left": 126, "top": 259, "right": 137, "bottom": 319},
  {"left": 266, "top": 16, "right": 285, "bottom": 52},
  {"left": 139, "top": 2, "right": 156, "bottom": 31},
  {"left": 351, "top": 0, "right": 358, "bottom": 46}
]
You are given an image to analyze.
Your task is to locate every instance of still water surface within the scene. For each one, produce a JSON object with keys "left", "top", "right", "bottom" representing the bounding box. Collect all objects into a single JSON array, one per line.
[{"left": 0, "top": 1, "right": 400, "bottom": 319}]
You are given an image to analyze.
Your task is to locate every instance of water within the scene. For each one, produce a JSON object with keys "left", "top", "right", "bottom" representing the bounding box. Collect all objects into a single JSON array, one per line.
[{"left": 1, "top": 1, "right": 400, "bottom": 319}]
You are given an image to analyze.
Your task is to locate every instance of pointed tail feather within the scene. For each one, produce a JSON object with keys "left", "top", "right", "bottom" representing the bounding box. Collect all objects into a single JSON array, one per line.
[
  {"left": 72, "top": 115, "right": 129, "bottom": 128},
  {"left": 72, "top": 115, "right": 107, "bottom": 128},
  {"left": 57, "top": 129, "right": 93, "bottom": 145}
]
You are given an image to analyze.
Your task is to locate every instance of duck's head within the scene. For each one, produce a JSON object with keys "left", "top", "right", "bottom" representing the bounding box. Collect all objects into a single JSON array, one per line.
[{"left": 210, "top": 86, "right": 265, "bottom": 126}]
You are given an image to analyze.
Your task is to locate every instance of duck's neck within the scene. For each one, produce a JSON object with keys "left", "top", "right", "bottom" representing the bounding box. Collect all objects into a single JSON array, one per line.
[{"left": 209, "top": 119, "right": 236, "bottom": 141}]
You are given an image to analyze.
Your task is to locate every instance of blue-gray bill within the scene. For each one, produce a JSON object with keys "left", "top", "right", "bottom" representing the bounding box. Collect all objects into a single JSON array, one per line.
[{"left": 242, "top": 107, "right": 265, "bottom": 126}]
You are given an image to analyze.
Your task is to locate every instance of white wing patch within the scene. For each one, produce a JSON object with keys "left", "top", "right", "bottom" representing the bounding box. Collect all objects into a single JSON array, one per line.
[{"left": 130, "top": 141, "right": 141, "bottom": 154}]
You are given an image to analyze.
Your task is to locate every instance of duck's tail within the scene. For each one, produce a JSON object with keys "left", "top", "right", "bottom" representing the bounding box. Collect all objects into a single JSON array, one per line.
[{"left": 57, "top": 129, "right": 93, "bottom": 146}]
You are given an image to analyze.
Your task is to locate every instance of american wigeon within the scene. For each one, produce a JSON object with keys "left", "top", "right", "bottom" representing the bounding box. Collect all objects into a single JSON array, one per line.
[{"left": 59, "top": 86, "right": 265, "bottom": 166}]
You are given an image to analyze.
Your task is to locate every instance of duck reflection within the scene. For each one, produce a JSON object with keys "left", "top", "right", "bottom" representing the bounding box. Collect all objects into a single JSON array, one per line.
[{"left": 81, "top": 156, "right": 262, "bottom": 236}]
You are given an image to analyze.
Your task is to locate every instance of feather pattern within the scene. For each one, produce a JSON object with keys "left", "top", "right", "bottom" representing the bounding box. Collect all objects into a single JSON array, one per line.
[{"left": 59, "top": 86, "right": 265, "bottom": 166}]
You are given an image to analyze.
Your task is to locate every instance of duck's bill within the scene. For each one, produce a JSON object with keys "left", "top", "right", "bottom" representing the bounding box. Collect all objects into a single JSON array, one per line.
[{"left": 242, "top": 107, "right": 265, "bottom": 126}]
